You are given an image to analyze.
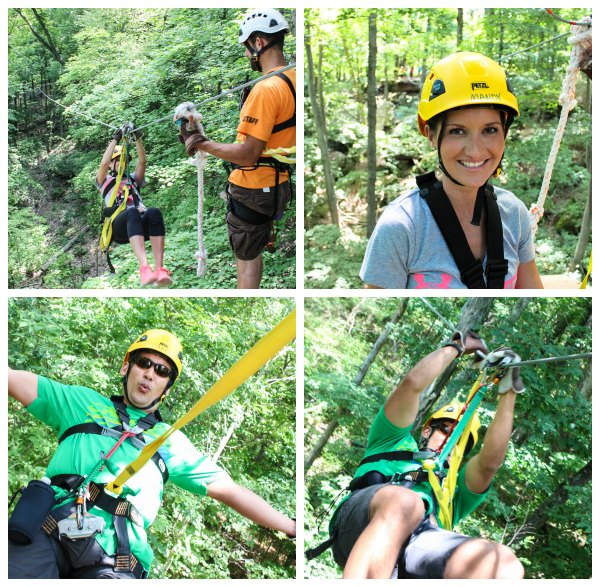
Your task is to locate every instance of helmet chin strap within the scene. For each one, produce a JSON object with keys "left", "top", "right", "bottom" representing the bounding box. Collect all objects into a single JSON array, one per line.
[
  {"left": 122, "top": 363, "right": 170, "bottom": 412},
  {"left": 245, "top": 35, "right": 282, "bottom": 72}
]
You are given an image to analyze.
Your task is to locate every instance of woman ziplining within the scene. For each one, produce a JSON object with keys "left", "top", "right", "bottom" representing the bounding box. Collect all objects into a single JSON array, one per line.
[{"left": 97, "top": 125, "right": 172, "bottom": 287}]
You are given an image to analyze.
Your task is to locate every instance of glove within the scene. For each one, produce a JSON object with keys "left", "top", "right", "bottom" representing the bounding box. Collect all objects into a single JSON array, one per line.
[
  {"left": 443, "top": 330, "right": 488, "bottom": 358},
  {"left": 174, "top": 102, "right": 209, "bottom": 156},
  {"left": 111, "top": 127, "right": 123, "bottom": 141},
  {"left": 479, "top": 347, "right": 525, "bottom": 394}
]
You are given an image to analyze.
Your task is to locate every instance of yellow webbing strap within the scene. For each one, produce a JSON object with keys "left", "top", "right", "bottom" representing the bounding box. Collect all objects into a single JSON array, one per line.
[
  {"left": 262, "top": 146, "right": 296, "bottom": 165},
  {"left": 99, "top": 141, "right": 128, "bottom": 251},
  {"left": 106, "top": 309, "right": 296, "bottom": 494},
  {"left": 425, "top": 373, "right": 485, "bottom": 530},
  {"left": 580, "top": 252, "right": 592, "bottom": 289}
]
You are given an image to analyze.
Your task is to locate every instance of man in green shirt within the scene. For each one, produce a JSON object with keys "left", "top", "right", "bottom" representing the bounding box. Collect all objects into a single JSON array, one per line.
[
  {"left": 328, "top": 332, "right": 524, "bottom": 579},
  {"left": 8, "top": 329, "right": 295, "bottom": 579}
]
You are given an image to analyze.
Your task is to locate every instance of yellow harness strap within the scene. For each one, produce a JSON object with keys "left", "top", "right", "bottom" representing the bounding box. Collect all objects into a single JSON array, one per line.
[
  {"left": 106, "top": 309, "right": 296, "bottom": 494},
  {"left": 580, "top": 252, "right": 592, "bottom": 289},
  {"left": 99, "top": 143, "right": 128, "bottom": 251},
  {"left": 424, "top": 373, "right": 487, "bottom": 530}
]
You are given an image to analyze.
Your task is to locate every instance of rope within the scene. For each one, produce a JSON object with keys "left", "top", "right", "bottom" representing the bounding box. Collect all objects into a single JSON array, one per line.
[
  {"left": 193, "top": 150, "right": 208, "bottom": 277},
  {"left": 528, "top": 18, "right": 592, "bottom": 238}
]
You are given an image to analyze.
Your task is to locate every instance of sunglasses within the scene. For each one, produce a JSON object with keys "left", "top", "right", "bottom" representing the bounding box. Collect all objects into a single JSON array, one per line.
[
  {"left": 131, "top": 355, "right": 171, "bottom": 379},
  {"left": 432, "top": 421, "right": 454, "bottom": 435}
]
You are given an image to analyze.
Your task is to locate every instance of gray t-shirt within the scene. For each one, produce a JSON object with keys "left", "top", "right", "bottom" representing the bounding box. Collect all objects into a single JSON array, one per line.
[{"left": 360, "top": 185, "right": 535, "bottom": 289}]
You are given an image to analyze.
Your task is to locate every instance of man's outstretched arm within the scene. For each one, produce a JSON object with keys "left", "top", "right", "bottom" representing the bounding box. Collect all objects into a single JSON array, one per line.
[
  {"left": 8, "top": 367, "right": 38, "bottom": 407},
  {"left": 207, "top": 476, "right": 295, "bottom": 537},
  {"left": 385, "top": 332, "right": 487, "bottom": 428}
]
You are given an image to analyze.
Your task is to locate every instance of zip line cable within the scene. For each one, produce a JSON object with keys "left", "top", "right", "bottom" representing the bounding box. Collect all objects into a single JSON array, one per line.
[
  {"left": 505, "top": 352, "right": 591, "bottom": 368},
  {"left": 35, "top": 63, "right": 296, "bottom": 135},
  {"left": 131, "top": 62, "right": 296, "bottom": 134},
  {"left": 497, "top": 32, "right": 571, "bottom": 62},
  {"left": 37, "top": 88, "right": 118, "bottom": 130}
]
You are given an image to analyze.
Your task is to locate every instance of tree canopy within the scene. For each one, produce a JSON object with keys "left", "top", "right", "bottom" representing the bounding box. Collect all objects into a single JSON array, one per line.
[
  {"left": 304, "top": 8, "right": 591, "bottom": 288},
  {"left": 304, "top": 296, "right": 591, "bottom": 578},
  {"left": 8, "top": 297, "right": 296, "bottom": 579},
  {"left": 8, "top": 8, "right": 296, "bottom": 289}
]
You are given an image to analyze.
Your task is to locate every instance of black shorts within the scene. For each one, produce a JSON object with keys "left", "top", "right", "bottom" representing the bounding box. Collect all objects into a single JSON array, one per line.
[
  {"left": 226, "top": 181, "right": 291, "bottom": 261},
  {"left": 331, "top": 483, "right": 473, "bottom": 579}
]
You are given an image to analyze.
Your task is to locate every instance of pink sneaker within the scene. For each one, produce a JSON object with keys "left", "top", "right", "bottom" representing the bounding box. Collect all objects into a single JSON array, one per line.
[
  {"left": 155, "top": 267, "right": 173, "bottom": 287},
  {"left": 139, "top": 265, "right": 156, "bottom": 286}
]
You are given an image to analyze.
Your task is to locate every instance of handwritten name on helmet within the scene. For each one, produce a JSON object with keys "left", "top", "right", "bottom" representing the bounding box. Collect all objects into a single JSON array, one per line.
[{"left": 471, "top": 92, "right": 502, "bottom": 101}]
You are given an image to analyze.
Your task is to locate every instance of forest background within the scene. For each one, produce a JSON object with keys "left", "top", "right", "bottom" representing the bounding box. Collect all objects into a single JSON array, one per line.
[
  {"left": 8, "top": 7, "right": 296, "bottom": 289},
  {"left": 304, "top": 8, "right": 592, "bottom": 288},
  {"left": 8, "top": 297, "right": 296, "bottom": 579},
  {"left": 304, "top": 296, "right": 592, "bottom": 579}
]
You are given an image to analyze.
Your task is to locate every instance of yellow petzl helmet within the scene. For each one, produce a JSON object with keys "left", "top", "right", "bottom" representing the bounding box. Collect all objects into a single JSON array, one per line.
[
  {"left": 423, "top": 401, "right": 480, "bottom": 448},
  {"left": 417, "top": 51, "right": 519, "bottom": 136},
  {"left": 123, "top": 329, "right": 183, "bottom": 382}
]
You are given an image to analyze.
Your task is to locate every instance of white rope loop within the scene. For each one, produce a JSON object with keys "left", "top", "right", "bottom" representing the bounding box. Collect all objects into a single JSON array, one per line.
[{"left": 529, "top": 19, "right": 592, "bottom": 236}]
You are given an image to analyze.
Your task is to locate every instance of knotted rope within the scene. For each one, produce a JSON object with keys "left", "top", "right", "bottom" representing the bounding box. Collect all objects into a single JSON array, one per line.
[
  {"left": 193, "top": 150, "right": 208, "bottom": 277},
  {"left": 529, "top": 18, "right": 592, "bottom": 237}
]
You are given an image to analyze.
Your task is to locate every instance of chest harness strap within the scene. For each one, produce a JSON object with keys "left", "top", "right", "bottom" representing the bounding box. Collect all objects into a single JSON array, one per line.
[
  {"left": 416, "top": 172, "right": 508, "bottom": 289},
  {"left": 47, "top": 397, "right": 168, "bottom": 575},
  {"left": 58, "top": 396, "right": 168, "bottom": 484},
  {"left": 228, "top": 71, "right": 296, "bottom": 226}
]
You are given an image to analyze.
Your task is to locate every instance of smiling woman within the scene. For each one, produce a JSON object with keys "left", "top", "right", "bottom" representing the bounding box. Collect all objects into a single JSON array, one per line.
[{"left": 360, "top": 52, "right": 544, "bottom": 290}]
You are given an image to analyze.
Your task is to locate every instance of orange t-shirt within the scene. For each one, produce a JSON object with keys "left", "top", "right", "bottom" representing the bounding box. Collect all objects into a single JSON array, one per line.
[{"left": 229, "top": 66, "right": 296, "bottom": 189}]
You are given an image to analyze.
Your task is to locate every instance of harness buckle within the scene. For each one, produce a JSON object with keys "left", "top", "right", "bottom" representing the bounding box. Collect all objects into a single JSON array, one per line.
[{"left": 460, "top": 262, "right": 486, "bottom": 289}]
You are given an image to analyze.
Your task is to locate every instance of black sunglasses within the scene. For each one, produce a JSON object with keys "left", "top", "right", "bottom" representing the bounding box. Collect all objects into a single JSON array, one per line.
[
  {"left": 131, "top": 355, "right": 171, "bottom": 379},
  {"left": 432, "top": 421, "right": 454, "bottom": 435}
]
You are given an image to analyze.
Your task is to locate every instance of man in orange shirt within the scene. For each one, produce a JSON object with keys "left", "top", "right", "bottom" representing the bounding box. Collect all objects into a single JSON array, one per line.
[{"left": 178, "top": 8, "right": 296, "bottom": 289}]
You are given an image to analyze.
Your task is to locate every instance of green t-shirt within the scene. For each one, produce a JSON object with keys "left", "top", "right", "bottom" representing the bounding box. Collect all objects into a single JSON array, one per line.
[
  {"left": 27, "top": 376, "right": 228, "bottom": 572},
  {"left": 331, "top": 407, "right": 489, "bottom": 531}
]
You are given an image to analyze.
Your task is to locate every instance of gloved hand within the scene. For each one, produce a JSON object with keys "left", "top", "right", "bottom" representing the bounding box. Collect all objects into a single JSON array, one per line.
[
  {"left": 174, "top": 102, "right": 209, "bottom": 156},
  {"left": 443, "top": 330, "right": 488, "bottom": 358},
  {"left": 478, "top": 347, "right": 525, "bottom": 394},
  {"left": 112, "top": 126, "right": 123, "bottom": 141}
]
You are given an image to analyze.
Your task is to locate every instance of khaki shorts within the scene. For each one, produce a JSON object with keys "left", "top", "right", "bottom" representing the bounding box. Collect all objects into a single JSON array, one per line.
[{"left": 226, "top": 181, "right": 292, "bottom": 261}]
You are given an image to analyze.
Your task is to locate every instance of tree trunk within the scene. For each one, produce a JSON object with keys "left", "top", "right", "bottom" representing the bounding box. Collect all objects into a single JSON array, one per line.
[
  {"left": 509, "top": 460, "right": 591, "bottom": 546},
  {"left": 304, "top": 300, "right": 409, "bottom": 472},
  {"left": 456, "top": 9, "right": 464, "bottom": 49},
  {"left": 569, "top": 113, "right": 592, "bottom": 274},
  {"left": 366, "top": 11, "right": 378, "bottom": 237},
  {"left": 305, "top": 24, "right": 339, "bottom": 226},
  {"left": 213, "top": 417, "right": 243, "bottom": 461},
  {"left": 14, "top": 8, "right": 65, "bottom": 66},
  {"left": 414, "top": 297, "right": 495, "bottom": 429}
]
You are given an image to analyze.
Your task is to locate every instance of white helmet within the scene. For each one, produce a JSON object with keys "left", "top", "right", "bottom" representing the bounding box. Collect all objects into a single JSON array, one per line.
[{"left": 238, "top": 8, "right": 290, "bottom": 44}]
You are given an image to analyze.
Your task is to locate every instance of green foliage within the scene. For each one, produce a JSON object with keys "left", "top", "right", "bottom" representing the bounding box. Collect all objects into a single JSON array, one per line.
[
  {"left": 8, "top": 7, "right": 296, "bottom": 289},
  {"left": 304, "top": 297, "right": 591, "bottom": 578},
  {"left": 8, "top": 298, "right": 296, "bottom": 578},
  {"left": 305, "top": 8, "right": 591, "bottom": 287}
]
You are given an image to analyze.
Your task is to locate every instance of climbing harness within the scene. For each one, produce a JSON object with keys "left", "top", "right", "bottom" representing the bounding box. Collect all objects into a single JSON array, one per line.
[
  {"left": 226, "top": 69, "right": 296, "bottom": 230},
  {"left": 106, "top": 309, "right": 296, "bottom": 494},
  {"left": 417, "top": 172, "right": 508, "bottom": 288},
  {"left": 98, "top": 137, "right": 139, "bottom": 273},
  {"left": 528, "top": 14, "right": 592, "bottom": 287}
]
